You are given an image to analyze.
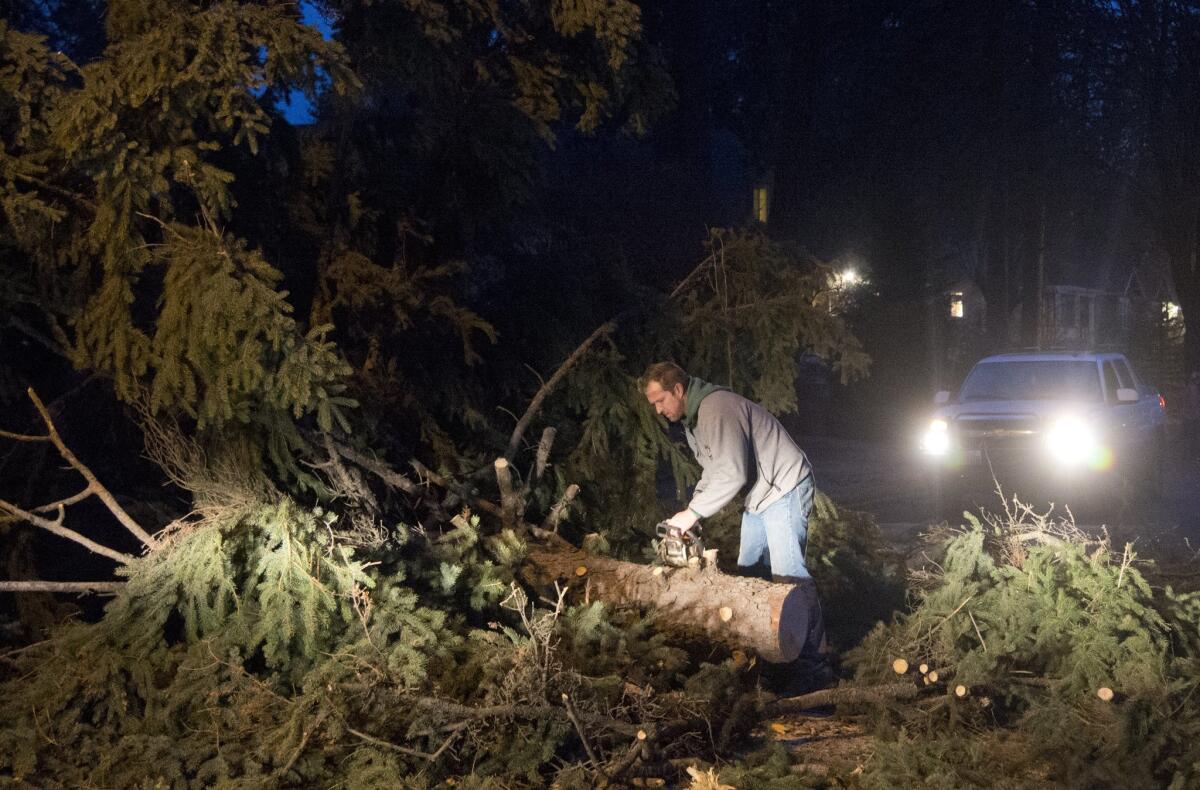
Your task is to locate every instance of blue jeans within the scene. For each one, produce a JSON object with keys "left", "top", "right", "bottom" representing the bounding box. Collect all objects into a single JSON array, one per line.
[{"left": 737, "top": 475, "right": 815, "bottom": 579}]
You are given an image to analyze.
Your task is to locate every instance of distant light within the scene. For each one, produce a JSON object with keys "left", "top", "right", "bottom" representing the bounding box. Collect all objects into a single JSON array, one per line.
[
  {"left": 949, "top": 291, "right": 964, "bottom": 319},
  {"left": 1165, "top": 302, "right": 1182, "bottom": 320},
  {"left": 753, "top": 186, "right": 769, "bottom": 224},
  {"left": 840, "top": 268, "right": 860, "bottom": 286}
]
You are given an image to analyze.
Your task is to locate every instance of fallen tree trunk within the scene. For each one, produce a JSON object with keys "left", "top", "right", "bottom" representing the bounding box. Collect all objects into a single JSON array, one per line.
[{"left": 521, "top": 540, "right": 820, "bottom": 663}]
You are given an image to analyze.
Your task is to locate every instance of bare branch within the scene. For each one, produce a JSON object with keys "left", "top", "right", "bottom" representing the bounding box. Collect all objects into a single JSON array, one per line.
[
  {"left": 0, "top": 499, "right": 133, "bottom": 564},
  {"left": 0, "top": 428, "right": 50, "bottom": 443},
  {"left": 24, "top": 388, "right": 159, "bottom": 550},
  {"left": 0, "top": 580, "right": 123, "bottom": 594},
  {"left": 505, "top": 321, "right": 616, "bottom": 460},
  {"left": 346, "top": 726, "right": 435, "bottom": 760},
  {"left": 329, "top": 442, "right": 421, "bottom": 495},
  {"left": 533, "top": 426, "right": 556, "bottom": 482},
  {"left": 411, "top": 460, "right": 504, "bottom": 519},
  {"left": 768, "top": 682, "right": 922, "bottom": 715},
  {"left": 562, "top": 692, "right": 604, "bottom": 770},
  {"left": 32, "top": 487, "right": 94, "bottom": 513}
]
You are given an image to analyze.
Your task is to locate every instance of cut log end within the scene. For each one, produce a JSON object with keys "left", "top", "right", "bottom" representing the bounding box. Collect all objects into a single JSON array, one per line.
[
  {"left": 918, "top": 663, "right": 929, "bottom": 675},
  {"left": 718, "top": 606, "right": 733, "bottom": 622},
  {"left": 955, "top": 684, "right": 968, "bottom": 698},
  {"left": 892, "top": 658, "right": 909, "bottom": 675},
  {"left": 1097, "top": 686, "right": 1114, "bottom": 702},
  {"left": 927, "top": 670, "right": 939, "bottom": 683},
  {"left": 574, "top": 566, "right": 588, "bottom": 577}
]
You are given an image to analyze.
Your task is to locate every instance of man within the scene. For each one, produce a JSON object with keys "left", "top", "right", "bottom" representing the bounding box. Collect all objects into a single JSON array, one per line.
[
  {"left": 643, "top": 361, "right": 817, "bottom": 582},
  {"left": 643, "top": 361, "right": 826, "bottom": 680}
]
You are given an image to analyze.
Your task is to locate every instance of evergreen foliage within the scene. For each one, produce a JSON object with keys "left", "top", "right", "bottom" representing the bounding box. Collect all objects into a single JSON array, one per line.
[
  {"left": 546, "top": 228, "right": 871, "bottom": 551},
  {"left": 845, "top": 505, "right": 1200, "bottom": 788},
  {"left": 1, "top": 2, "right": 880, "bottom": 787}
]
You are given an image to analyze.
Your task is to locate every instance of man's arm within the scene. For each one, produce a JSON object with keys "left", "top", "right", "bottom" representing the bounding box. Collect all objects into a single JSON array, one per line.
[{"left": 667, "top": 397, "right": 750, "bottom": 529}]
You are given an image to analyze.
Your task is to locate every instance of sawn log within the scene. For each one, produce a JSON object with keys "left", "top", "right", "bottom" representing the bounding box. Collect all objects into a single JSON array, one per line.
[{"left": 521, "top": 541, "right": 820, "bottom": 663}]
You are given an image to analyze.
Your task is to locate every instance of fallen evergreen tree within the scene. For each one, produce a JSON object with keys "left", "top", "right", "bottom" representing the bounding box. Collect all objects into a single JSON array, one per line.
[
  {"left": 1, "top": 3, "right": 889, "bottom": 786},
  {"left": 824, "top": 501, "right": 1200, "bottom": 789}
]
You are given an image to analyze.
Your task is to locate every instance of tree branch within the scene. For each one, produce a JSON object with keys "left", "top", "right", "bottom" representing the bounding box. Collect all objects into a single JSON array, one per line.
[
  {"left": 24, "top": 388, "right": 159, "bottom": 550},
  {"left": 768, "top": 682, "right": 922, "bottom": 715},
  {"left": 345, "top": 726, "right": 435, "bottom": 760},
  {"left": 410, "top": 460, "right": 504, "bottom": 519},
  {"left": 562, "top": 692, "right": 604, "bottom": 771},
  {"left": 505, "top": 321, "right": 616, "bottom": 460},
  {"left": 494, "top": 457, "right": 521, "bottom": 528},
  {"left": 533, "top": 426, "right": 556, "bottom": 482},
  {"left": 0, "top": 580, "right": 123, "bottom": 594},
  {"left": 543, "top": 484, "right": 580, "bottom": 533},
  {"left": 0, "top": 499, "right": 133, "bottom": 564}
]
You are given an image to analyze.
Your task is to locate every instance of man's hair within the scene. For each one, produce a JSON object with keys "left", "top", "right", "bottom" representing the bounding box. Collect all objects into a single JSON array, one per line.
[{"left": 643, "top": 361, "right": 688, "bottom": 391}]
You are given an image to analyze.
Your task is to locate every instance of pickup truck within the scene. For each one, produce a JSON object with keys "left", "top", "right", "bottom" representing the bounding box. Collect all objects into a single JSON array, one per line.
[{"left": 919, "top": 351, "right": 1166, "bottom": 514}]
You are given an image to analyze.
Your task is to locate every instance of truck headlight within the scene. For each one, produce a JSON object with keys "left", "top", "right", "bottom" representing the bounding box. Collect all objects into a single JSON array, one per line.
[
  {"left": 1045, "top": 417, "right": 1097, "bottom": 465},
  {"left": 921, "top": 418, "right": 950, "bottom": 456}
]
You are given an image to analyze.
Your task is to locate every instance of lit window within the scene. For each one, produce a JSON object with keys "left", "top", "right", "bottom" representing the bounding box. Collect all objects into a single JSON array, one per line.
[
  {"left": 753, "top": 186, "right": 769, "bottom": 224},
  {"left": 1165, "top": 302, "right": 1182, "bottom": 320},
  {"left": 949, "top": 292, "right": 964, "bottom": 319}
]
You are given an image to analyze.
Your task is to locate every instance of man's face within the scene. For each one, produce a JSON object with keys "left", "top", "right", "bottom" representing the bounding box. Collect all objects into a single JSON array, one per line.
[{"left": 645, "top": 380, "right": 686, "bottom": 423}]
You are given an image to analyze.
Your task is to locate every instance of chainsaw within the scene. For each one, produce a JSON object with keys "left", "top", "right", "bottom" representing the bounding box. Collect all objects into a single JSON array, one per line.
[{"left": 655, "top": 521, "right": 705, "bottom": 567}]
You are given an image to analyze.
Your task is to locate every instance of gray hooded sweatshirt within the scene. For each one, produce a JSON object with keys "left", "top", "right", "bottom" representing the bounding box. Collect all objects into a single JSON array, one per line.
[{"left": 682, "top": 377, "right": 812, "bottom": 517}]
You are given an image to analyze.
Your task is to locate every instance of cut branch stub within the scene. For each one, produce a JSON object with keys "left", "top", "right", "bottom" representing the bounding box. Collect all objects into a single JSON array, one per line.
[
  {"left": 494, "top": 458, "right": 521, "bottom": 528},
  {"left": 544, "top": 483, "right": 580, "bottom": 533},
  {"left": 533, "top": 426, "right": 556, "bottom": 482}
]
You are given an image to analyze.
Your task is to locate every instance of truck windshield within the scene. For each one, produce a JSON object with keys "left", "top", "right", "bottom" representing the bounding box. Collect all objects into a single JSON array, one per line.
[{"left": 958, "top": 361, "right": 1101, "bottom": 402}]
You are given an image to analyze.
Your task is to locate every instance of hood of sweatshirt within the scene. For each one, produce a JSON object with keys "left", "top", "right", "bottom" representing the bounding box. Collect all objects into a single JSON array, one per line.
[{"left": 683, "top": 376, "right": 728, "bottom": 431}]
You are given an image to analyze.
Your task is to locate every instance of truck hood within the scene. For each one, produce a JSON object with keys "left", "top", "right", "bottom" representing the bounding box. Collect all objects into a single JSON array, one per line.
[{"left": 935, "top": 399, "right": 1105, "bottom": 422}]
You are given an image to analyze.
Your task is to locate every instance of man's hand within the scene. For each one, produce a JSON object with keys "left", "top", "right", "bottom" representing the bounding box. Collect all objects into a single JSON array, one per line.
[{"left": 665, "top": 508, "right": 699, "bottom": 533}]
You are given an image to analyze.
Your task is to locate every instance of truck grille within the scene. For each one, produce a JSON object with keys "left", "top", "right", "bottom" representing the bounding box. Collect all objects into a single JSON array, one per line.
[{"left": 954, "top": 414, "right": 1040, "bottom": 454}]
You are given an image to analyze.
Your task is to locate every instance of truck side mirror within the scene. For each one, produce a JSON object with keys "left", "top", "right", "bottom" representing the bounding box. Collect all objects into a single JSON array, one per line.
[
  {"left": 934, "top": 390, "right": 951, "bottom": 404},
  {"left": 1115, "top": 387, "right": 1138, "bottom": 403}
]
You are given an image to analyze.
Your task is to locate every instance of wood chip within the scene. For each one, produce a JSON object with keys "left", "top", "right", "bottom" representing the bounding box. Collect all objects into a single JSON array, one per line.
[
  {"left": 1097, "top": 686, "right": 1114, "bottom": 702},
  {"left": 892, "top": 658, "right": 909, "bottom": 675},
  {"left": 719, "top": 606, "right": 733, "bottom": 622},
  {"left": 652, "top": 566, "right": 664, "bottom": 577}
]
